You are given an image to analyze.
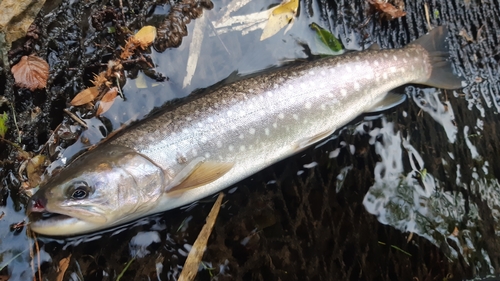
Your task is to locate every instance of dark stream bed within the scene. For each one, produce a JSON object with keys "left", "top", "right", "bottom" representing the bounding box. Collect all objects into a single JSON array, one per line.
[{"left": 1, "top": 0, "right": 500, "bottom": 280}]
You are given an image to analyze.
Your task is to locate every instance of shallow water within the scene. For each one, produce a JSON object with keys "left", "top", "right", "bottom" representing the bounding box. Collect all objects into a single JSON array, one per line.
[{"left": 1, "top": 0, "right": 500, "bottom": 280}]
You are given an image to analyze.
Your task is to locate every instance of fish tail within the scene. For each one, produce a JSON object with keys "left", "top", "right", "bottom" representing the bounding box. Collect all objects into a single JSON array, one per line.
[{"left": 409, "top": 26, "right": 464, "bottom": 89}]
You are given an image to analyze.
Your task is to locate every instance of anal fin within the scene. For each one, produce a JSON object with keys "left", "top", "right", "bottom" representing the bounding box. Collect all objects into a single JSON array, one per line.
[
  {"left": 365, "top": 92, "right": 407, "bottom": 113},
  {"left": 167, "top": 160, "right": 234, "bottom": 197},
  {"left": 293, "top": 129, "right": 336, "bottom": 152}
]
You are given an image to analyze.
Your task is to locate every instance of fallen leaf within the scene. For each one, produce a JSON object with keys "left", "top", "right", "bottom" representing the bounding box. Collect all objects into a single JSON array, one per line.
[
  {"left": 0, "top": 112, "right": 8, "bottom": 138},
  {"left": 368, "top": 0, "right": 406, "bottom": 20},
  {"left": 0, "top": 274, "right": 8, "bottom": 281},
  {"left": 261, "top": 0, "right": 298, "bottom": 41},
  {"left": 56, "top": 254, "right": 72, "bottom": 281},
  {"left": 96, "top": 87, "right": 118, "bottom": 115},
  {"left": 26, "top": 154, "right": 47, "bottom": 188},
  {"left": 133, "top": 26, "right": 157, "bottom": 49},
  {"left": 70, "top": 87, "right": 99, "bottom": 106},
  {"left": 11, "top": 55, "right": 49, "bottom": 91},
  {"left": 309, "top": 23, "right": 344, "bottom": 53},
  {"left": 178, "top": 193, "right": 224, "bottom": 281},
  {"left": 0, "top": 0, "right": 47, "bottom": 67}
]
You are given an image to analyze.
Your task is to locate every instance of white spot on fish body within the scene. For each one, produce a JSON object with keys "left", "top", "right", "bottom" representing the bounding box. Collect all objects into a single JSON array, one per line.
[
  {"left": 201, "top": 136, "right": 208, "bottom": 143},
  {"left": 390, "top": 67, "right": 397, "bottom": 73},
  {"left": 293, "top": 114, "right": 299, "bottom": 120},
  {"left": 249, "top": 128, "right": 255, "bottom": 134},
  {"left": 374, "top": 60, "right": 379, "bottom": 66},
  {"left": 182, "top": 128, "right": 189, "bottom": 134},
  {"left": 341, "top": 89, "right": 347, "bottom": 96},
  {"left": 406, "top": 52, "right": 410, "bottom": 57},
  {"left": 266, "top": 91, "right": 273, "bottom": 97},
  {"left": 354, "top": 82, "right": 360, "bottom": 90},
  {"left": 240, "top": 145, "right": 246, "bottom": 151},
  {"left": 231, "top": 124, "right": 237, "bottom": 130},
  {"left": 383, "top": 73, "right": 388, "bottom": 80},
  {"left": 239, "top": 134, "right": 244, "bottom": 139},
  {"left": 321, "top": 104, "right": 326, "bottom": 110},
  {"left": 305, "top": 102, "right": 312, "bottom": 109},
  {"left": 384, "top": 53, "right": 388, "bottom": 58},
  {"left": 278, "top": 113, "right": 285, "bottom": 119},
  {"left": 393, "top": 55, "right": 398, "bottom": 61},
  {"left": 192, "top": 149, "right": 198, "bottom": 156},
  {"left": 355, "top": 56, "right": 360, "bottom": 61},
  {"left": 403, "top": 58, "right": 407, "bottom": 63},
  {"left": 197, "top": 123, "right": 203, "bottom": 128},
  {"left": 273, "top": 122, "right": 278, "bottom": 128},
  {"left": 320, "top": 70, "right": 326, "bottom": 76},
  {"left": 288, "top": 85, "right": 294, "bottom": 90},
  {"left": 208, "top": 117, "right": 214, "bottom": 123},
  {"left": 300, "top": 83, "right": 307, "bottom": 89},
  {"left": 346, "top": 66, "right": 352, "bottom": 72},
  {"left": 216, "top": 140, "right": 222, "bottom": 148},
  {"left": 309, "top": 70, "right": 315, "bottom": 75},
  {"left": 226, "top": 110, "right": 233, "bottom": 117},
  {"left": 328, "top": 93, "right": 334, "bottom": 98},
  {"left": 186, "top": 117, "right": 192, "bottom": 121},
  {"left": 228, "top": 145, "right": 234, "bottom": 152},
  {"left": 265, "top": 128, "right": 270, "bottom": 135},
  {"left": 205, "top": 152, "right": 211, "bottom": 158}
]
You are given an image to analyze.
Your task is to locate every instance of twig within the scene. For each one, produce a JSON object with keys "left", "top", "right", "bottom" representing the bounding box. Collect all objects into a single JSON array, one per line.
[
  {"left": 63, "top": 109, "right": 88, "bottom": 128},
  {"left": 39, "top": 123, "right": 61, "bottom": 154},
  {"left": 116, "top": 258, "right": 135, "bottom": 281},
  {"left": 115, "top": 76, "right": 124, "bottom": 99},
  {"left": 9, "top": 102, "right": 21, "bottom": 143},
  {"left": 178, "top": 193, "right": 224, "bottom": 281},
  {"left": 424, "top": 2, "right": 432, "bottom": 31}
]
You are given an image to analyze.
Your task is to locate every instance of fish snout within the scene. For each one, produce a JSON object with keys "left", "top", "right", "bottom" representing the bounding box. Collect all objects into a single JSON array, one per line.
[{"left": 27, "top": 193, "right": 47, "bottom": 215}]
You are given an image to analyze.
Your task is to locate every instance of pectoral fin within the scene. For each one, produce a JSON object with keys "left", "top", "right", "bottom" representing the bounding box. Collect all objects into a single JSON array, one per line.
[
  {"left": 167, "top": 160, "right": 234, "bottom": 196},
  {"left": 293, "top": 129, "right": 335, "bottom": 152}
]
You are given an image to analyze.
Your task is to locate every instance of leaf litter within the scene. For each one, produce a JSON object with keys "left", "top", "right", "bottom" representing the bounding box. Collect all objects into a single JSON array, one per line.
[{"left": 10, "top": 55, "right": 49, "bottom": 91}]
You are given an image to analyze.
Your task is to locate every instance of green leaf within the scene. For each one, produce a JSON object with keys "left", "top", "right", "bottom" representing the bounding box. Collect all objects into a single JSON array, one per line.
[
  {"left": 0, "top": 112, "right": 8, "bottom": 138},
  {"left": 309, "top": 23, "right": 344, "bottom": 52}
]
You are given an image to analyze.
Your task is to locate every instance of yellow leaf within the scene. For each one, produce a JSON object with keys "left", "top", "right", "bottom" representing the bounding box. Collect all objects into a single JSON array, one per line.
[
  {"left": 133, "top": 26, "right": 157, "bottom": 49},
  {"left": 70, "top": 87, "right": 99, "bottom": 106},
  {"left": 260, "top": 0, "right": 298, "bottom": 41},
  {"left": 26, "top": 154, "right": 48, "bottom": 188}
]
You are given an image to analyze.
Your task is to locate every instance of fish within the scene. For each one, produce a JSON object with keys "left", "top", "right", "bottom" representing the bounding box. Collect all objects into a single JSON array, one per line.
[{"left": 27, "top": 26, "right": 463, "bottom": 236}]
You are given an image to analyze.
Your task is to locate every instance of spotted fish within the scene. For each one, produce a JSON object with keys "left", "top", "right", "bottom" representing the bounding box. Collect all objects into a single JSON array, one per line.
[{"left": 28, "top": 26, "right": 462, "bottom": 236}]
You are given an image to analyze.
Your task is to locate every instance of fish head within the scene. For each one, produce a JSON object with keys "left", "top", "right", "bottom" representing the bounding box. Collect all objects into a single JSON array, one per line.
[{"left": 28, "top": 145, "right": 165, "bottom": 236}]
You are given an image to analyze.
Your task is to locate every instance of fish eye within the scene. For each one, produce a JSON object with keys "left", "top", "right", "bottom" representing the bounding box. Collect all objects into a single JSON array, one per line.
[{"left": 69, "top": 181, "right": 91, "bottom": 200}]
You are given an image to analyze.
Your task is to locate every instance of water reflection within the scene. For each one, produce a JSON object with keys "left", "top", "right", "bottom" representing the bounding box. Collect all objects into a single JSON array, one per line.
[{"left": 362, "top": 87, "right": 500, "bottom": 275}]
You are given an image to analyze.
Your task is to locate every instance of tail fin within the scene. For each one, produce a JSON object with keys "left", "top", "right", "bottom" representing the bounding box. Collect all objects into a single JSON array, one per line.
[{"left": 409, "top": 26, "right": 464, "bottom": 89}]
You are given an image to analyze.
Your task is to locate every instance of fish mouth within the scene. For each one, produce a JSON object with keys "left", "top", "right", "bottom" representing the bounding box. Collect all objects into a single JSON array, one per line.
[{"left": 29, "top": 210, "right": 75, "bottom": 223}]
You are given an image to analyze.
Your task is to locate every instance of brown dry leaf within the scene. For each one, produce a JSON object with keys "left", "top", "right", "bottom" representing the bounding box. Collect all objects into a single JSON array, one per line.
[
  {"left": 178, "top": 193, "right": 224, "bottom": 281},
  {"left": 133, "top": 26, "right": 157, "bottom": 49},
  {"left": 11, "top": 55, "right": 49, "bottom": 91},
  {"left": 0, "top": 275, "right": 8, "bottom": 281},
  {"left": 26, "top": 154, "right": 47, "bottom": 188},
  {"left": 91, "top": 72, "right": 110, "bottom": 88},
  {"left": 452, "top": 227, "right": 459, "bottom": 237},
  {"left": 70, "top": 87, "right": 99, "bottom": 106},
  {"left": 56, "top": 253, "right": 72, "bottom": 281},
  {"left": 96, "top": 87, "right": 118, "bottom": 116},
  {"left": 368, "top": 0, "right": 406, "bottom": 20}
]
